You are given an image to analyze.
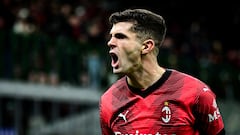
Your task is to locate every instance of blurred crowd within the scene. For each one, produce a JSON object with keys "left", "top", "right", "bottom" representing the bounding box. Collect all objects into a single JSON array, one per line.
[{"left": 0, "top": 0, "right": 239, "bottom": 101}]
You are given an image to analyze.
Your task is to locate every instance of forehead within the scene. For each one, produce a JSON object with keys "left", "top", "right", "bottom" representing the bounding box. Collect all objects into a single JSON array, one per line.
[{"left": 109, "top": 22, "right": 133, "bottom": 34}]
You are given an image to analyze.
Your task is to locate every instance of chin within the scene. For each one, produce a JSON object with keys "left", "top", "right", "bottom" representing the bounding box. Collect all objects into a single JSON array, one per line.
[
  {"left": 112, "top": 71, "right": 125, "bottom": 78},
  {"left": 113, "top": 70, "right": 121, "bottom": 74},
  {"left": 113, "top": 68, "right": 124, "bottom": 75}
]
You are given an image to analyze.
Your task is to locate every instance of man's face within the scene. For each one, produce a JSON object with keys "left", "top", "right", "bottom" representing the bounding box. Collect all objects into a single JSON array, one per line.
[{"left": 107, "top": 22, "right": 143, "bottom": 74}]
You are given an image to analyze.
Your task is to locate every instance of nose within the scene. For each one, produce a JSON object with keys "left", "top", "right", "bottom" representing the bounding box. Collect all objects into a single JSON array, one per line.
[{"left": 107, "top": 37, "right": 116, "bottom": 47}]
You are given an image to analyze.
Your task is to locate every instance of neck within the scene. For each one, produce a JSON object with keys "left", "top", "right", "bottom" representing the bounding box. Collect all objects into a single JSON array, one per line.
[{"left": 127, "top": 63, "right": 166, "bottom": 90}]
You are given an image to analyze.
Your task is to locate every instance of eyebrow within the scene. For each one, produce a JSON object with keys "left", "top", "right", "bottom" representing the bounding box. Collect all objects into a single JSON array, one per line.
[{"left": 115, "top": 33, "right": 128, "bottom": 39}]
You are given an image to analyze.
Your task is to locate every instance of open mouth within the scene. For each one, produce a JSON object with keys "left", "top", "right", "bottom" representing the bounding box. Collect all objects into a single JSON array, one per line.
[{"left": 110, "top": 52, "right": 119, "bottom": 68}]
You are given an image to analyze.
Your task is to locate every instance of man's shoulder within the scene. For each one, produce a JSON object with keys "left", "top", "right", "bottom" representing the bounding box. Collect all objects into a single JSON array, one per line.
[
  {"left": 171, "top": 69, "right": 206, "bottom": 85},
  {"left": 169, "top": 69, "right": 210, "bottom": 95},
  {"left": 100, "top": 76, "right": 129, "bottom": 114},
  {"left": 101, "top": 76, "right": 127, "bottom": 99}
]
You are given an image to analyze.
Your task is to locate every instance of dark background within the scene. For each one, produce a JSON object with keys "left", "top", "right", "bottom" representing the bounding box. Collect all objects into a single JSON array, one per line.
[{"left": 0, "top": 0, "right": 239, "bottom": 134}]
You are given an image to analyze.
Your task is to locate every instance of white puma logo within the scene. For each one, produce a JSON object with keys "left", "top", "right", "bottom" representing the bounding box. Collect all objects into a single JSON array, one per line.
[{"left": 118, "top": 110, "right": 129, "bottom": 123}]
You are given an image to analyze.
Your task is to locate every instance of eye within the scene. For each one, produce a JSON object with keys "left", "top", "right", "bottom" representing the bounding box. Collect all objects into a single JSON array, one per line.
[{"left": 115, "top": 33, "right": 127, "bottom": 39}]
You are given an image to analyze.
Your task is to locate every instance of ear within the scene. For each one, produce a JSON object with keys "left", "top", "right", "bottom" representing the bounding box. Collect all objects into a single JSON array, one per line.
[{"left": 141, "top": 39, "right": 155, "bottom": 54}]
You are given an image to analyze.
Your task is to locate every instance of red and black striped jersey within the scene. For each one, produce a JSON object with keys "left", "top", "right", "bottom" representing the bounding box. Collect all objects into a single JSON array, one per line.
[{"left": 99, "top": 69, "right": 224, "bottom": 135}]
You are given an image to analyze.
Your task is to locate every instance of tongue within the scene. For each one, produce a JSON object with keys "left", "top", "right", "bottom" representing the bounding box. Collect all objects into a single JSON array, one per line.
[{"left": 111, "top": 56, "right": 119, "bottom": 68}]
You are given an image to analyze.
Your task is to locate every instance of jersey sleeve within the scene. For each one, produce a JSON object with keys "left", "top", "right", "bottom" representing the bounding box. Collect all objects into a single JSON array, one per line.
[
  {"left": 99, "top": 97, "right": 114, "bottom": 135},
  {"left": 193, "top": 87, "right": 225, "bottom": 135}
]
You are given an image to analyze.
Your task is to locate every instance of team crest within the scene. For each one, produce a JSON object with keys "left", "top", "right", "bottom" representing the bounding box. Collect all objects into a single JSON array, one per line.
[{"left": 161, "top": 101, "right": 171, "bottom": 123}]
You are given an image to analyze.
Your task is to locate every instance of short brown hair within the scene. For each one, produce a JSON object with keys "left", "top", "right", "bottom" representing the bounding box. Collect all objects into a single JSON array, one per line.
[{"left": 109, "top": 9, "right": 167, "bottom": 48}]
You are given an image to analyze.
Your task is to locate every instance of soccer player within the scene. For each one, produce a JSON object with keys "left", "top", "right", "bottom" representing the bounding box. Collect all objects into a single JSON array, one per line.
[{"left": 99, "top": 8, "right": 225, "bottom": 135}]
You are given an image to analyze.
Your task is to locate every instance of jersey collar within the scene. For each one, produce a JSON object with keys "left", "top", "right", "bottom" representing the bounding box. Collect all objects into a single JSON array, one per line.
[{"left": 127, "top": 69, "right": 172, "bottom": 98}]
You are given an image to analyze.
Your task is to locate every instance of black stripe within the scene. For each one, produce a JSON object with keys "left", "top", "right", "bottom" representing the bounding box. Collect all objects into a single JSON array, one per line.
[
  {"left": 217, "top": 128, "right": 225, "bottom": 135},
  {"left": 128, "top": 69, "right": 172, "bottom": 98}
]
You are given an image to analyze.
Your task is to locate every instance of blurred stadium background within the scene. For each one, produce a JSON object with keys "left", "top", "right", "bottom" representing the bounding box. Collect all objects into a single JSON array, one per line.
[{"left": 0, "top": 0, "right": 239, "bottom": 134}]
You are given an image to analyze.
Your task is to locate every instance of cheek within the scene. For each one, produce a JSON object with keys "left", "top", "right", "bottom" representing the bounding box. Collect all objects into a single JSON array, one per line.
[
  {"left": 120, "top": 42, "right": 142, "bottom": 63},
  {"left": 124, "top": 48, "right": 141, "bottom": 63}
]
